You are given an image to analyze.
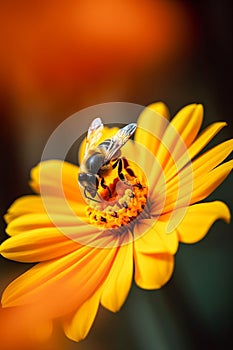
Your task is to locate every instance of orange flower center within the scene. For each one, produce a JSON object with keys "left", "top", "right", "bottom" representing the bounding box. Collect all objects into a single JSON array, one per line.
[{"left": 86, "top": 164, "right": 148, "bottom": 229}]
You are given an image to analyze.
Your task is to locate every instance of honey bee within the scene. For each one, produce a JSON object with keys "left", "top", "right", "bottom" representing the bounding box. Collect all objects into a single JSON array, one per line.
[{"left": 78, "top": 117, "right": 137, "bottom": 202}]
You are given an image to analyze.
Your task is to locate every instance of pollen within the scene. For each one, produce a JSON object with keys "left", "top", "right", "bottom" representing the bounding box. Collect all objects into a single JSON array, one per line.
[{"left": 86, "top": 171, "right": 148, "bottom": 229}]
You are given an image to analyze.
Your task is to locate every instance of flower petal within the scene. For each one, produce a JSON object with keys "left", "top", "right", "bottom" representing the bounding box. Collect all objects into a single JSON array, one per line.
[
  {"left": 187, "top": 121, "right": 227, "bottom": 160},
  {"left": 177, "top": 201, "right": 231, "bottom": 243},
  {"left": 162, "top": 154, "right": 233, "bottom": 214},
  {"left": 30, "top": 160, "right": 84, "bottom": 204},
  {"left": 147, "top": 104, "right": 203, "bottom": 188},
  {"left": 134, "top": 103, "right": 169, "bottom": 172},
  {"left": 62, "top": 286, "right": 102, "bottom": 342},
  {"left": 164, "top": 122, "right": 227, "bottom": 182},
  {"left": 160, "top": 160, "right": 232, "bottom": 216},
  {"left": 5, "top": 196, "right": 47, "bottom": 224},
  {"left": 4, "top": 195, "right": 85, "bottom": 225},
  {"left": 133, "top": 218, "right": 175, "bottom": 289},
  {"left": 167, "top": 139, "right": 233, "bottom": 194},
  {"left": 170, "top": 104, "right": 203, "bottom": 147},
  {"left": 134, "top": 219, "right": 178, "bottom": 254},
  {"left": 154, "top": 104, "right": 203, "bottom": 171},
  {"left": 134, "top": 251, "right": 174, "bottom": 290},
  {"left": 191, "top": 139, "right": 233, "bottom": 176},
  {"left": 6, "top": 212, "right": 87, "bottom": 235},
  {"left": 1, "top": 246, "right": 117, "bottom": 319},
  {"left": 190, "top": 160, "right": 233, "bottom": 204},
  {"left": 0, "top": 227, "right": 80, "bottom": 262},
  {"left": 101, "top": 242, "right": 133, "bottom": 312}
]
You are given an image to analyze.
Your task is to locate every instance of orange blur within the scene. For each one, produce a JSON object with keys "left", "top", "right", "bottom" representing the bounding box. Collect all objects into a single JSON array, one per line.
[{"left": 0, "top": 0, "right": 196, "bottom": 114}]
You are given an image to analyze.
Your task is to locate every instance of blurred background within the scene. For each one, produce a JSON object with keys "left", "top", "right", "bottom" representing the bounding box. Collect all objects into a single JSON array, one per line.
[{"left": 0, "top": 0, "right": 232, "bottom": 349}]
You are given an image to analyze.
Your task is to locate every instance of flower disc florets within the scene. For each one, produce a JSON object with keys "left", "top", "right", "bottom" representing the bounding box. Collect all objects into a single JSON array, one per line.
[{"left": 86, "top": 168, "right": 148, "bottom": 229}]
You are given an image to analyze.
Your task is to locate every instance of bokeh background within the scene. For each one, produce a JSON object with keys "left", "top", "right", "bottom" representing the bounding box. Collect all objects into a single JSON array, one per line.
[{"left": 0, "top": 1, "right": 232, "bottom": 349}]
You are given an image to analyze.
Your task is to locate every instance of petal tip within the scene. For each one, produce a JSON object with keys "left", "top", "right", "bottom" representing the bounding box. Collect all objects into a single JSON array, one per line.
[
  {"left": 196, "top": 103, "right": 204, "bottom": 113},
  {"left": 147, "top": 101, "right": 169, "bottom": 119},
  {"left": 220, "top": 202, "right": 231, "bottom": 224}
]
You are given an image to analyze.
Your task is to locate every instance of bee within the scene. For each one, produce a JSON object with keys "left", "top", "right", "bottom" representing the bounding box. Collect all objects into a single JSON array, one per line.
[{"left": 78, "top": 117, "right": 137, "bottom": 202}]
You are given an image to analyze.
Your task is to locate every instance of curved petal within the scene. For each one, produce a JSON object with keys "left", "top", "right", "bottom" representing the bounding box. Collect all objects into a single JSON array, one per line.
[
  {"left": 101, "top": 242, "right": 133, "bottom": 312},
  {"left": 134, "top": 103, "right": 169, "bottom": 172},
  {"left": 0, "top": 227, "right": 80, "bottom": 262},
  {"left": 191, "top": 138, "right": 233, "bottom": 176},
  {"left": 163, "top": 104, "right": 204, "bottom": 175},
  {"left": 164, "top": 122, "right": 227, "bottom": 181},
  {"left": 187, "top": 121, "right": 227, "bottom": 160},
  {"left": 30, "top": 160, "right": 85, "bottom": 204},
  {"left": 154, "top": 104, "right": 203, "bottom": 170},
  {"left": 165, "top": 139, "right": 233, "bottom": 197},
  {"left": 5, "top": 196, "right": 47, "bottom": 224},
  {"left": 4, "top": 195, "right": 85, "bottom": 226},
  {"left": 190, "top": 159, "right": 233, "bottom": 204},
  {"left": 62, "top": 286, "right": 102, "bottom": 342},
  {"left": 134, "top": 251, "right": 174, "bottom": 290},
  {"left": 1, "top": 246, "right": 118, "bottom": 319},
  {"left": 147, "top": 104, "right": 203, "bottom": 187},
  {"left": 6, "top": 212, "right": 87, "bottom": 236},
  {"left": 168, "top": 138, "right": 232, "bottom": 193},
  {"left": 134, "top": 219, "right": 178, "bottom": 254},
  {"left": 161, "top": 158, "right": 233, "bottom": 214},
  {"left": 177, "top": 201, "right": 231, "bottom": 244},
  {"left": 149, "top": 102, "right": 170, "bottom": 119},
  {"left": 170, "top": 104, "right": 203, "bottom": 147}
]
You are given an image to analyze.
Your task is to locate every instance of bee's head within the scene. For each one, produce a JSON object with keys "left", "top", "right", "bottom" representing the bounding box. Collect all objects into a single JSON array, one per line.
[{"left": 78, "top": 172, "right": 96, "bottom": 185}]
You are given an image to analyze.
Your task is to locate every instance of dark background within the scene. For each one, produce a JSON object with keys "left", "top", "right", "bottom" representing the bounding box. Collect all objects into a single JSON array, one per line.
[{"left": 0, "top": 1, "right": 232, "bottom": 349}]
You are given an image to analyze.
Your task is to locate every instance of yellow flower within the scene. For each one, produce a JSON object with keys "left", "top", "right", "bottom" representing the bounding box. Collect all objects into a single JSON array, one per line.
[{"left": 1, "top": 103, "right": 232, "bottom": 342}]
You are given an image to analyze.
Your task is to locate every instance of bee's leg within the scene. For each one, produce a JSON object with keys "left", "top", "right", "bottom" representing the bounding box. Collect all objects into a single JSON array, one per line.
[
  {"left": 100, "top": 177, "right": 112, "bottom": 197},
  {"left": 113, "top": 158, "right": 128, "bottom": 182},
  {"left": 122, "top": 158, "right": 136, "bottom": 177},
  {"left": 112, "top": 158, "right": 124, "bottom": 181},
  {"left": 112, "top": 158, "right": 120, "bottom": 169},
  {"left": 121, "top": 158, "right": 143, "bottom": 189},
  {"left": 114, "top": 158, "right": 136, "bottom": 182},
  {"left": 115, "top": 158, "right": 142, "bottom": 190}
]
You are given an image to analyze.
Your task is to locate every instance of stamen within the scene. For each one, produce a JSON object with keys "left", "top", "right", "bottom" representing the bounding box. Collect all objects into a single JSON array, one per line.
[{"left": 86, "top": 168, "right": 148, "bottom": 229}]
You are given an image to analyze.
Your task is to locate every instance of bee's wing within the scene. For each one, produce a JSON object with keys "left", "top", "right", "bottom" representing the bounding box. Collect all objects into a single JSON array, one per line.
[
  {"left": 103, "top": 123, "right": 137, "bottom": 163},
  {"left": 84, "top": 118, "right": 104, "bottom": 158}
]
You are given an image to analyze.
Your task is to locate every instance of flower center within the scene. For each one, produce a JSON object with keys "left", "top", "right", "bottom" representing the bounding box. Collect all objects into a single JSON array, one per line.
[{"left": 86, "top": 164, "right": 148, "bottom": 229}]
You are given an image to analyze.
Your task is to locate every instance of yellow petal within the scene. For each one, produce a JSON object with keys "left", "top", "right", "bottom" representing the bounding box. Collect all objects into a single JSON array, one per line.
[
  {"left": 187, "top": 122, "right": 227, "bottom": 160},
  {"left": 170, "top": 104, "right": 203, "bottom": 147},
  {"left": 30, "top": 160, "right": 84, "bottom": 204},
  {"left": 134, "top": 103, "right": 170, "bottom": 171},
  {"left": 134, "top": 219, "right": 178, "bottom": 254},
  {"left": 148, "top": 104, "right": 203, "bottom": 184},
  {"left": 190, "top": 160, "right": 233, "bottom": 204},
  {"left": 177, "top": 201, "right": 231, "bottom": 243},
  {"left": 0, "top": 227, "right": 80, "bottom": 262},
  {"left": 5, "top": 196, "right": 46, "bottom": 223},
  {"left": 160, "top": 160, "right": 232, "bottom": 216},
  {"left": 4, "top": 195, "right": 85, "bottom": 225},
  {"left": 148, "top": 102, "right": 170, "bottom": 119},
  {"left": 163, "top": 153, "right": 233, "bottom": 213},
  {"left": 63, "top": 286, "right": 102, "bottom": 342},
  {"left": 134, "top": 251, "right": 174, "bottom": 290},
  {"left": 101, "top": 243, "right": 133, "bottom": 312},
  {"left": 164, "top": 122, "right": 227, "bottom": 182},
  {"left": 1, "top": 246, "right": 117, "bottom": 319},
  {"left": 6, "top": 211, "right": 88, "bottom": 235},
  {"left": 157, "top": 104, "right": 203, "bottom": 169},
  {"left": 191, "top": 139, "right": 233, "bottom": 177}
]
